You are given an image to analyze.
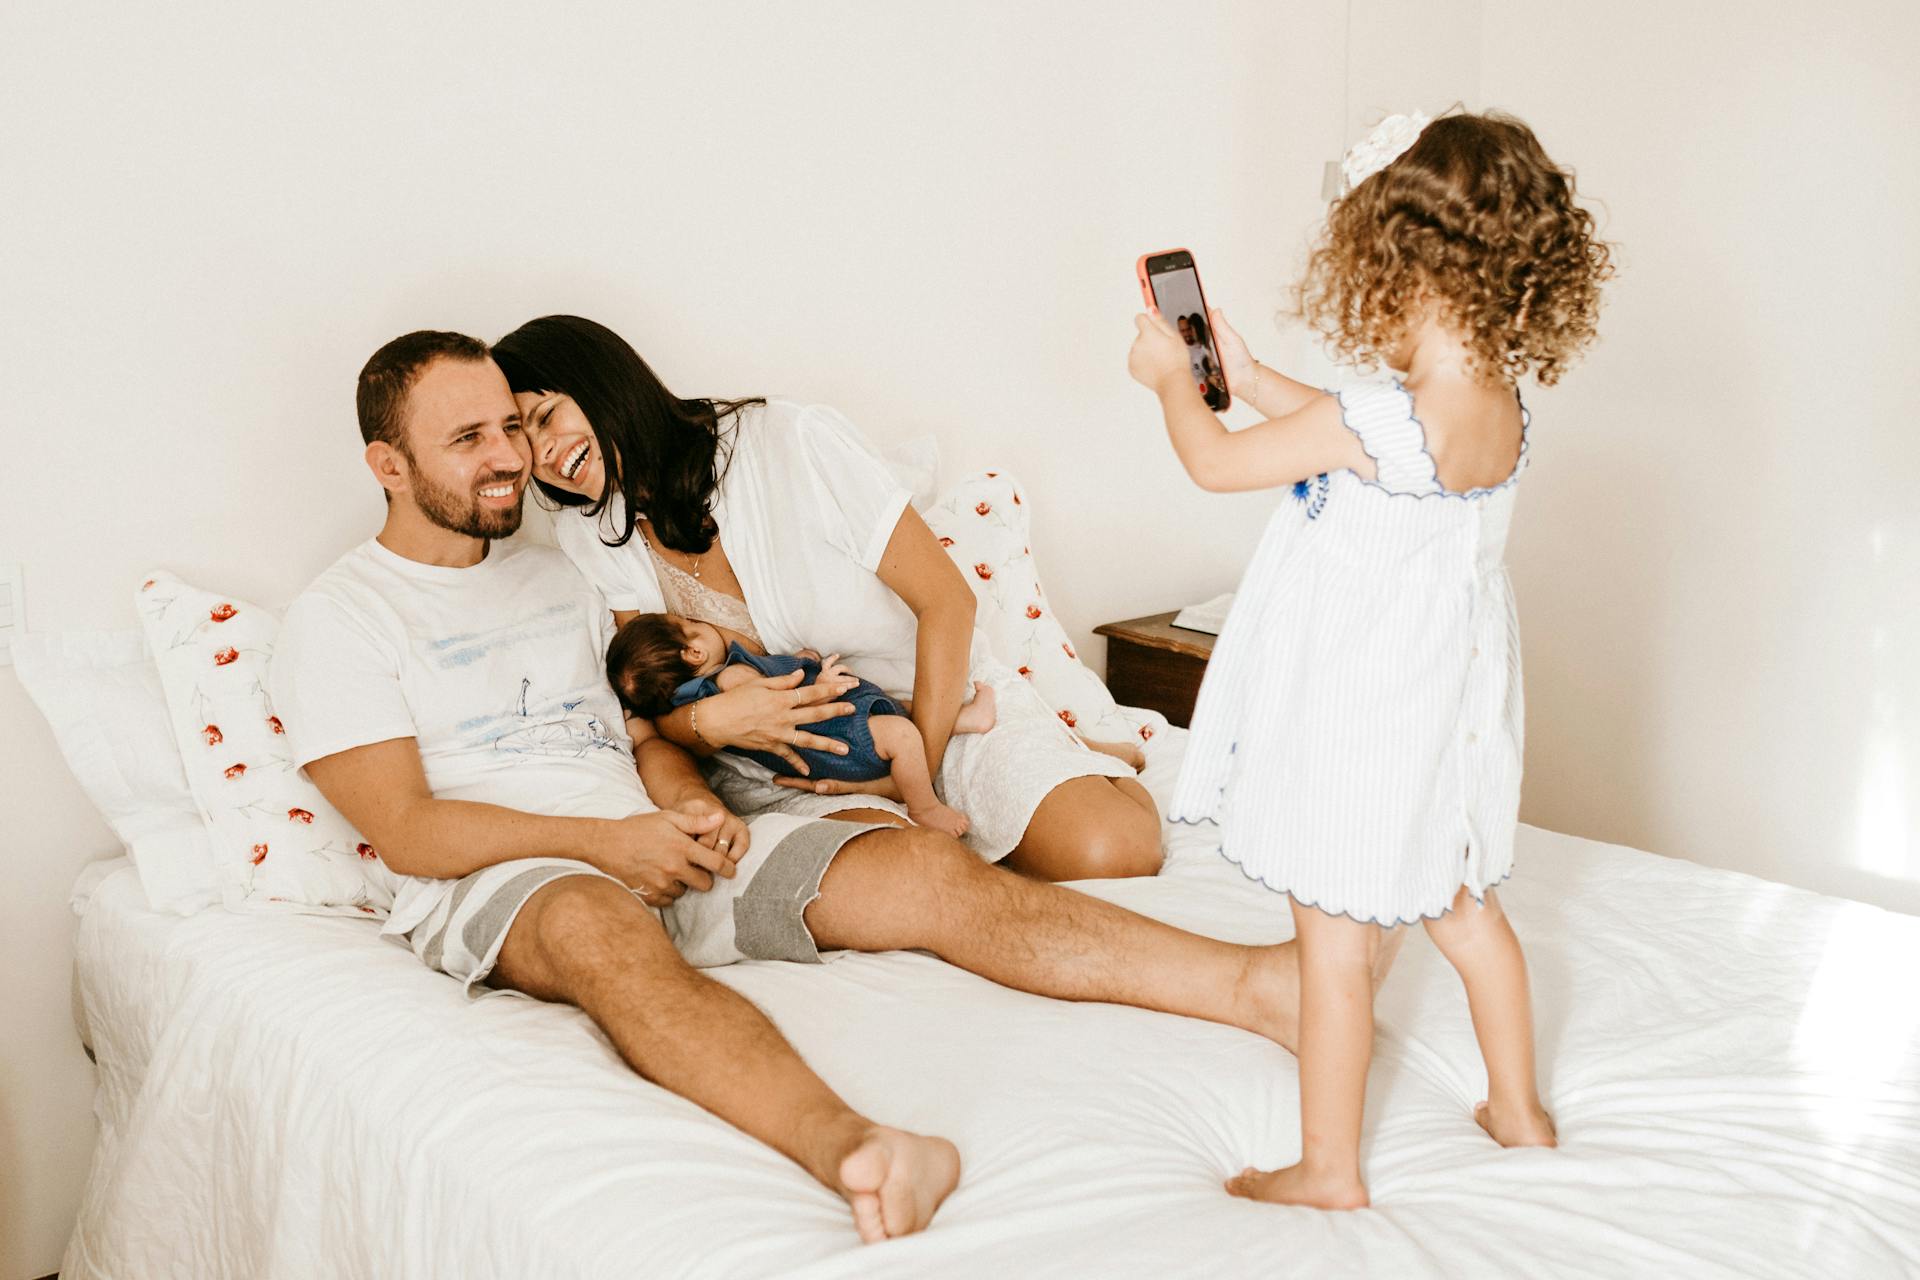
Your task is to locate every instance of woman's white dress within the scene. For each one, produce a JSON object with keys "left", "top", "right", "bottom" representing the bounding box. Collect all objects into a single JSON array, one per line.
[
  {"left": 553, "top": 399, "right": 1131, "bottom": 861},
  {"left": 1169, "top": 381, "right": 1529, "bottom": 923}
]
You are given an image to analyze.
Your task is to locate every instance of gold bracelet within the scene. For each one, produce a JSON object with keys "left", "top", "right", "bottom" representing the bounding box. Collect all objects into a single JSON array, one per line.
[{"left": 690, "top": 701, "right": 716, "bottom": 749}]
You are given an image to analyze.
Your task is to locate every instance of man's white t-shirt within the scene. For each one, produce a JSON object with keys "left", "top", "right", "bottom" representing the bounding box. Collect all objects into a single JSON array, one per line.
[{"left": 269, "top": 538, "right": 650, "bottom": 935}]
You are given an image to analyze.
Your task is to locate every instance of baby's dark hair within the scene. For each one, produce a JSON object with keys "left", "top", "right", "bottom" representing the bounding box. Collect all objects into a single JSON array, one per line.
[{"left": 606, "top": 613, "right": 697, "bottom": 719}]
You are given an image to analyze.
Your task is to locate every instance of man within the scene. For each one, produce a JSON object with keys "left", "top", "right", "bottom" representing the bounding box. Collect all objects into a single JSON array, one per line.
[{"left": 271, "top": 329, "right": 1306, "bottom": 1244}]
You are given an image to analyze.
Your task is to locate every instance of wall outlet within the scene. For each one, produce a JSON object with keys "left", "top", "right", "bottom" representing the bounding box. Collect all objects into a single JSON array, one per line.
[{"left": 0, "top": 563, "right": 22, "bottom": 667}]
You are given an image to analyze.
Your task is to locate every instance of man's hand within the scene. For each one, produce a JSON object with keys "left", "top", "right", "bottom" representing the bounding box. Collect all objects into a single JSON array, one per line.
[
  {"left": 598, "top": 808, "right": 734, "bottom": 907},
  {"left": 672, "top": 793, "right": 751, "bottom": 864}
]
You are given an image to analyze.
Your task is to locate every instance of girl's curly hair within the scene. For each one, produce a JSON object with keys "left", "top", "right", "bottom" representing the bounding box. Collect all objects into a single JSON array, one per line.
[{"left": 1297, "top": 111, "right": 1614, "bottom": 386}]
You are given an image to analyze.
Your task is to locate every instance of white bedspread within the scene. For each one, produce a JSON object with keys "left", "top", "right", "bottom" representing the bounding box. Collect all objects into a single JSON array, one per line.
[{"left": 64, "top": 730, "right": 1920, "bottom": 1278}]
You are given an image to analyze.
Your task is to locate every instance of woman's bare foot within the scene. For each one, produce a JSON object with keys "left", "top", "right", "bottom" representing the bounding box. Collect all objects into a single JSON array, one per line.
[
  {"left": 909, "top": 800, "right": 970, "bottom": 839},
  {"left": 953, "top": 681, "right": 997, "bottom": 734},
  {"left": 837, "top": 1127, "right": 963, "bottom": 1243},
  {"left": 1081, "top": 737, "right": 1146, "bottom": 771},
  {"left": 1225, "top": 1162, "right": 1369, "bottom": 1210},
  {"left": 1474, "top": 1099, "right": 1557, "bottom": 1148}
]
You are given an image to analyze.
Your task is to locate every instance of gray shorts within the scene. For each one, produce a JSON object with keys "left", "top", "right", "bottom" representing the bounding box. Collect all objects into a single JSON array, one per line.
[{"left": 400, "top": 813, "right": 890, "bottom": 993}]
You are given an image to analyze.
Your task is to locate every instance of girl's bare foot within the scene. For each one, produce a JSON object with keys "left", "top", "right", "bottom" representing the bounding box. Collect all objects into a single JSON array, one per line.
[
  {"left": 909, "top": 801, "right": 970, "bottom": 839},
  {"left": 1474, "top": 1099, "right": 1557, "bottom": 1148},
  {"left": 1225, "top": 1162, "right": 1369, "bottom": 1210},
  {"left": 837, "top": 1126, "right": 963, "bottom": 1243},
  {"left": 953, "top": 681, "right": 997, "bottom": 734},
  {"left": 1081, "top": 737, "right": 1146, "bottom": 771}
]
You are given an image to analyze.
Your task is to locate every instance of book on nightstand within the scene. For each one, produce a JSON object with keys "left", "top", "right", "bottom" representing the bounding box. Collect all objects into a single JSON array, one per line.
[{"left": 1170, "top": 592, "right": 1233, "bottom": 636}]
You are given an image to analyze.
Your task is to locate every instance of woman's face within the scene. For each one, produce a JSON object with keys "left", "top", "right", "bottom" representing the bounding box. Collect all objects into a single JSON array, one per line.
[{"left": 516, "top": 390, "right": 608, "bottom": 500}]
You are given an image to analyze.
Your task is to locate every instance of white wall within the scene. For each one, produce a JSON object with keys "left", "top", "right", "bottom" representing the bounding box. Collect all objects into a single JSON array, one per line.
[
  {"left": 0, "top": 3, "right": 1380, "bottom": 1272},
  {"left": 1480, "top": 0, "right": 1920, "bottom": 913}
]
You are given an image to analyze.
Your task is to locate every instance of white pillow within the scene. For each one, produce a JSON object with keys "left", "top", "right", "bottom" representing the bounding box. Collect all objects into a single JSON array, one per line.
[
  {"left": 14, "top": 628, "right": 221, "bottom": 914},
  {"left": 133, "top": 571, "right": 388, "bottom": 918},
  {"left": 924, "top": 473, "right": 1167, "bottom": 750}
]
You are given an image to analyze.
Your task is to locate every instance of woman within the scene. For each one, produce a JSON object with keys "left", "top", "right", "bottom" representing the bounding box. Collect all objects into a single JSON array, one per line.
[{"left": 491, "top": 315, "right": 1161, "bottom": 880}]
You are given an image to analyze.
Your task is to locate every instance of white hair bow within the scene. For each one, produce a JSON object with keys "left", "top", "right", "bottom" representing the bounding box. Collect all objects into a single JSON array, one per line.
[{"left": 1341, "top": 111, "right": 1432, "bottom": 193}]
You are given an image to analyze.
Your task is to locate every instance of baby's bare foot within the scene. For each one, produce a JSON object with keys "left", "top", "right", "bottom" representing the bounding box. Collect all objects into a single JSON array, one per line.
[
  {"left": 1474, "top": 1099, "right": 1557, "bottom": 1148},
  {"left": 838, "top": 1126, "right": 962, "bottom": 1244},
  {"left": 909, "top": 801, "right": 970, "bottom": 839},
  {"left": 1225, "top": 1162, "right": 1369, "bottom": 1210},
  {"left": 953, "top": 681, "right": 997, "bottom": 734}
]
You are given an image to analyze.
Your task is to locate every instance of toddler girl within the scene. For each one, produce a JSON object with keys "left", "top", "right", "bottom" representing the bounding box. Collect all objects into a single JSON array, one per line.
[
  {"left": 608, "top": 611, "right": 996, "bottom": 838},
  {"left": 1128, "top": 110, "right": 1611, "bottom": 1209}
]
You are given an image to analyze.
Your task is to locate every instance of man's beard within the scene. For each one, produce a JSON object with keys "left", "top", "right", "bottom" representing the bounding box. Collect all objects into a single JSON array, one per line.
[{"left": 410, "top": 464, "right": 525, "bottom": 539}]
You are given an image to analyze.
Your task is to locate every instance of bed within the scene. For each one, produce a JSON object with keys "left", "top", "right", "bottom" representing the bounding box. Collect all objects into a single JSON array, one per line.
[{"left": 60, "top": 726, "right": 1920, "bottom": 1278}]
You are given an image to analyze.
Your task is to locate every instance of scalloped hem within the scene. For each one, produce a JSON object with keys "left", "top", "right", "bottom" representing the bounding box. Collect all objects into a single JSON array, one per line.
[
  {"left": 1216, "top": 841, "right": 1515, "bottom": 927},
  {"left": 1335, "top": 380, "right": 1531, "bottom": 502}
]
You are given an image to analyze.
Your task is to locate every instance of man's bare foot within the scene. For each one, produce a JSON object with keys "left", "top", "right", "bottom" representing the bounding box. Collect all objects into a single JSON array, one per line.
[
  {"left": 953, "top": 681, "right": 997, "bottom": 734},
  {"left": 1081, "top": 737, "right": 1146, "bottom": 771},
  {"left": 1234, "top": 942, "right": 1301, "bottom": 1052},
  {"left": 1226, "top": 1162, "right": 1369, "bottom": 1210},
  {"left": 837, "top": 1126, "right": 963, "bottom": 1244},
  {"left": 909, "top": 801, "right": 970, "bottom": 839},
  {"left": 1474, "top": 1099, "right": 1557, "bottom": 1148}
]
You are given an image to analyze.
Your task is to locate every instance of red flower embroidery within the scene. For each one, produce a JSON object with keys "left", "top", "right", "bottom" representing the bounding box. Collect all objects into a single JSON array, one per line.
[
  {"left": 250, "top": 843, "right": 268, "bottom": 865},
  {"left": 975, "top": 502, "right": 991, "bottom": 516},
  {"left": 1017, "top": 666, "right": 1032, "bottom": 679},
  {"left": 973, "top": 563, "right": 993, "bottom": 580},
  {"left": 1058, "top": 709, "right": 1077, "bottom": 728},
  {"left": 202, "top": 724, "right": 223, "bottom": 746},
  {"left": 986, "top": 471, "right": 999, "bottom": 478},
  {"left": 1023, "top": 546, "right": 1030, "bottom": 556},
  {"left": 1025, "top": 605, "right": 1042, "bottom": 619},
  {"left": 287, "top": 808, "right": 314, "bottom": 824},
  {"left": 209, "top": 603, "right": 237, "bottom": 622},
  {"left": 356, "top": 842, "right": 379, "bottom": 861},
  {"left": 267, "top": 715, "right": 285, "bottom": 734},
  {"left": 1062, "top": 642, "right": 1076, "bottom": 659},
  {"left": 213, "top": 647, "right": 239, "bottom": 666},
  {"left": 1138, "top": 725, "right": 1155, "bottom": 741},
  {"left": 141, "top": 578, "right": 156, "bottom": 591},
  {"left": 224, "top": 763, "right": 247, "bottom": 780},
  {"left": 937, "top": 536, "right": 955, "bottom": 548},
  {"left": 1012, "top": 491, "right": 1022, "bottom": 505},
  {"left": 357, "top": 905, "right": 377, "bottom": 915}
]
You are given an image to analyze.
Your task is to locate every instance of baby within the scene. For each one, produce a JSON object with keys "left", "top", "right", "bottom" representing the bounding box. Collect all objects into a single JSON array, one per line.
[{"left": 607, "top": 612, "right": 997, "bottom": 838}]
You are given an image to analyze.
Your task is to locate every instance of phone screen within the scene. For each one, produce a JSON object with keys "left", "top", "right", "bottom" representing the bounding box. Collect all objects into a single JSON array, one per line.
[{"left": 1145, "top": 254, "right": 1230, "bottom": 411}]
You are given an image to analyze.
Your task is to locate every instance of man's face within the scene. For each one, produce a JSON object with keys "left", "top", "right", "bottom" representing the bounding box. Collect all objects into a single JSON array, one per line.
[
  {"left": 1177, "top": 317, "right": 1195, "bottom": 346},
  {"left": 394, "top": 358, "right": 531, "bottom": 538}
]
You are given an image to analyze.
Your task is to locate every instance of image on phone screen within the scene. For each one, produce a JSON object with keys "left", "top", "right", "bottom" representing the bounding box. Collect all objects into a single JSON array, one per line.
[{"left": 1146, "top": 260, "right": 1230, "bottom": 411}]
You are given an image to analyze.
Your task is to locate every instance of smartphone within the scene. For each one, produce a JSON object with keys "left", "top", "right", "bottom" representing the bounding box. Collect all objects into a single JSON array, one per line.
[{"left": 1136, "top": 248, "right": 1230, "bottom": 411}]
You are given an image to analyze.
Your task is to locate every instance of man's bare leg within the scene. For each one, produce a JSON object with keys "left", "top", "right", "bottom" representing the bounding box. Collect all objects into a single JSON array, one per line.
[
  {"left": 807, "top": 825, "right": 1301, "bottom": 1047},
  {"left": 492, "top": 875, "right": 960, "bottom": 1242}
]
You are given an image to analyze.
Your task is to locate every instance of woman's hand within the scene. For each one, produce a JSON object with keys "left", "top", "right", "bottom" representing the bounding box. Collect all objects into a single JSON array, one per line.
[
  {"left": 1128, "top": 311, "right": 1196, "bottom": 396},
  {"left": 696, "top": 669, "right": 858, "bottom": 775},
  {"left": 773, "top": 773, "right": 905, "bottom": 802},
  {"left": 1207, "top": 307, "right": 1259, "bottom": 407}
]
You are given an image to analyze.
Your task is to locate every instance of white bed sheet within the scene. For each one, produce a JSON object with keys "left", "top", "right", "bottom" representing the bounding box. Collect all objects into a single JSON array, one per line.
[{"left": 64, "top": 728, "right": 1920, "bottom": 1279}]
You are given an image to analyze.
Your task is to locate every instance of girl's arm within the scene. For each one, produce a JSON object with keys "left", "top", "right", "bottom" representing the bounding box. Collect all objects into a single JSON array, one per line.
[
  {"left": 1207, "top": 308, "right": 1323, "bottom": 419},
  {"left": 1130, "top": 312, "right": 1370, "bottom": 493}
]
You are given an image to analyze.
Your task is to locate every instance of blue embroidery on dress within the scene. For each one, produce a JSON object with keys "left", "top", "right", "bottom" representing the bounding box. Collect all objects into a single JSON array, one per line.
[{"left": 1292, "top": 473, "right": 1330, "bottom": 520}]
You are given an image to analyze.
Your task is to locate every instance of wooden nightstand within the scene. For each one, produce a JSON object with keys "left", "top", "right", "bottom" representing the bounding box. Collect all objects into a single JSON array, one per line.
[{"left": 1093, "top": 611, "right": 1217, "bottom": 728}]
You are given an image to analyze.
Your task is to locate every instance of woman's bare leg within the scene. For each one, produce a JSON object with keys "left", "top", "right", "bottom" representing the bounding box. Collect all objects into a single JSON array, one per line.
[
  {"left": 1001, "top": 775, "right": 1163, "bottom": 880},
  {"left": 1422, "top": 887, "right": 1556, "bottom": 1147}
]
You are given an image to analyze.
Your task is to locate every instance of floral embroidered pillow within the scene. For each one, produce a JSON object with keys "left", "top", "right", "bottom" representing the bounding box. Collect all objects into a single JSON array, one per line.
[
  {"left": 924, "top": 473, "right": 1165, "bottom": 751},
  {"left": 134, "top": 571, "right": 390, "bottom": 917}
]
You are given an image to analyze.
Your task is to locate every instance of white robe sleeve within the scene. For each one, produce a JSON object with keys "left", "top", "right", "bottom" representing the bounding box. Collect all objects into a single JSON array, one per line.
[{"left": 792, "top": 404, "right": 914, "bottom": 572}]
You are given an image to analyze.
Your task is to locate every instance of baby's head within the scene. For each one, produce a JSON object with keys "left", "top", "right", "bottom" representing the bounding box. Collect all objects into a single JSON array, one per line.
[
  {"left": 1299, "top": 111, "right": 1614, "bottom": 386},
  {"left": 606, "top": 612, "right": 730, "bottom": 718}
]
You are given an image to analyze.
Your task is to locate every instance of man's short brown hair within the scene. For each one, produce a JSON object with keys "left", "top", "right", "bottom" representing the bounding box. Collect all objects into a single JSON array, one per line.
[{"left": 355, "top": 330, "right": 491, "bottom": 453}]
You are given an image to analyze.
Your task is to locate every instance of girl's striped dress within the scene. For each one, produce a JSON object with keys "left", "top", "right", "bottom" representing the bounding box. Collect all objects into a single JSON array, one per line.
[{"left": 1169, "top": 380, "right": 1530, "bottom": 924}]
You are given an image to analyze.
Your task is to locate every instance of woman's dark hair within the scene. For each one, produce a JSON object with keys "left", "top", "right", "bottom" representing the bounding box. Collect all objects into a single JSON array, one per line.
[
  {"left": 491, "top": 315, "right": 763, "bottom": 553},
  {"left": 606, "top": 613, "right": 699, "bottom": 719},
  {"left": 1187, "top": 313, "right": 1212, "bottom": 347}
]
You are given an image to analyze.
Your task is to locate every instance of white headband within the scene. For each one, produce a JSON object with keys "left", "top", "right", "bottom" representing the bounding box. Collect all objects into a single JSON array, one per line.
[{"left": 1341, "top": 111, "right": 1432, "bottom": 193}]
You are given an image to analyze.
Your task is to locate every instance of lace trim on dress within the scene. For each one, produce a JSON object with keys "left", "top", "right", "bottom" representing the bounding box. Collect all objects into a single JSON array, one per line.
[{"left": 645, "top": 536, "right": 764, "bottom": 649}]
